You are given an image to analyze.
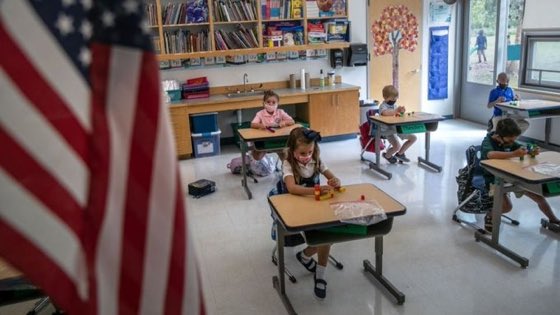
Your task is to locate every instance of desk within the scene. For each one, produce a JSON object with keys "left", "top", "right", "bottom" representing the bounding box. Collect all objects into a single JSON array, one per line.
[
  {"left": 368, "top": 112, "right": 444, "bottom": 179},
  {"left": 268, "top": 183, "right": 406, "bottom": 314},
  {"left": 0, "top": 258, "right": 43, "bottom": 306},
  {"left": 237, "top": 124, "right": 301, "bottom": 199},
  {"left": 477, "top": 151, "right": 560, "bottom": 267},
  {"left": 496, "top": 100, "right": 560, "bottom": 146}
]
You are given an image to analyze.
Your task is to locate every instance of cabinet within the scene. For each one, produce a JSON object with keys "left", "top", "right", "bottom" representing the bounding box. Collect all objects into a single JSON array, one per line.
[
  {"left": 304, "top": 90, "right": 359, "bottom": 137},
  {"left": 145, "top": 0, "right": 350, "bottom": 60}
]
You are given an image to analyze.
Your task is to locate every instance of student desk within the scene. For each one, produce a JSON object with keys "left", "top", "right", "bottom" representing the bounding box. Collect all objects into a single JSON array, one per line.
[
  {"left": 496, "top": 100, "right": 560, "bottom": 147},
  {"left": 0, "top": 258, "right": 43, "bottom": 306},
  {"left": 268, "top": 183, "right": 407, "bottom": 314},
  {"left": 368, "top": 112, "right": 444, "bottom": 179},
  {"left": 237, "top": 124, "right": 301, "bottom": 199},
  {"left": 478, "top": 151, "right": 560, "bottom": 267}
]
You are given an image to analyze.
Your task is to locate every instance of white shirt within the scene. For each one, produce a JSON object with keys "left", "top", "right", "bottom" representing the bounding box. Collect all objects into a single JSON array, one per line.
[{"left": 282, "top": 159, "right": 328, "bottom": 181}]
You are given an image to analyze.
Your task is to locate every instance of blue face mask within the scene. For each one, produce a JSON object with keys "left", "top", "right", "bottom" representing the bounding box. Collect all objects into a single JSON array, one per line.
[{"left": 386, "top": 100, "right": 396, "bottom": 106}]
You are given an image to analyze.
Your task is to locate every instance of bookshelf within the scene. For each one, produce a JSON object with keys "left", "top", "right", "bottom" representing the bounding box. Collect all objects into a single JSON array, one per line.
[{"left": 147, "top": 0, "right": 350, "bottom": 60}]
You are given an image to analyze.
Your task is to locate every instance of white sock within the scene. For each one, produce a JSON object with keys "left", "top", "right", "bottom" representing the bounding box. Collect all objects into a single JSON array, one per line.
[
  {"left": 316, "top": 265, "right": 326, "bottom": 280},
  {"left": 300, "top": 251, "right": 312, "bottom": 263}
]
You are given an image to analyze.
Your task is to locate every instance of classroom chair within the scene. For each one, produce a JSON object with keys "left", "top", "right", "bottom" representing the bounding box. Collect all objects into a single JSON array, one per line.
[
  {"left": 359, "top": 108, "right": 386, "bottom": 162},
  {"left": 268, "top": 180, "right": 343, "bottom": 283},
  {"left": 453, "top": 145, "right": 519, "bottom": 233}
]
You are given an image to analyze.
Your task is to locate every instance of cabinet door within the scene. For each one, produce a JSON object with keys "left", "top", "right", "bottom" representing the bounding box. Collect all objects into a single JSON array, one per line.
[
  {"left": 308, "top": 90, "right": 359, "bottom": 137},
  {"left": 169, "top": 106, "right": 192, "bottom": 157}
]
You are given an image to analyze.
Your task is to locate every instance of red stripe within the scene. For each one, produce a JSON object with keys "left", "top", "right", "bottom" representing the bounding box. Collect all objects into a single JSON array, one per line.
[
  {"left": 0, "top": 126, "right": 83, "bottom": 236},
  {"left": 84, "top": 43, "right": 113, "bottom": 315},
  {"left": 118, "top": 52, "right": 160, "bottom": 315},
  {"left": 0, "top": 22, "right": 88, "bottom": 162},
  {"left": 0, "top": 220, "right": 86, "bottom": 314},
  {"left": 164, "top": 174, "right": 186, "bottom": 315}
]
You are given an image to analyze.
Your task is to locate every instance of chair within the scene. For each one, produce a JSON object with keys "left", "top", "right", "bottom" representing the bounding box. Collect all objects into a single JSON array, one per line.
[
  {"left": 359, "top": 109, "right": 386, "bottom": 162},
  {"left": 452, "top": 145, "right": 519, "bottom": 233},
  {"left": 269, "top": 180, "right": 343, "bottom": 284}
]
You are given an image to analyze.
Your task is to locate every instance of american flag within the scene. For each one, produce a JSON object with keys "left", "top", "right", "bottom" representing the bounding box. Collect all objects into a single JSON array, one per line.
[{"left": 0, "top": 1, "right": 205, "bottom": 314}]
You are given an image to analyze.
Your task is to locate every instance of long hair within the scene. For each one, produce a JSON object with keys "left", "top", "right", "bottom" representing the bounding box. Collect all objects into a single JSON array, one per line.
[{"left": 285, "top": 127, "right": 321, "bottom": 184}]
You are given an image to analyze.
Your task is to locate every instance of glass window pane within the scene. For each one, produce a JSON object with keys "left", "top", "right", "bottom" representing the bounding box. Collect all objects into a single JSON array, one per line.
[
  {"left": 525, "top": 40, "right": 560, "bottom": 88},
  {"left": 467, "top": 0, "right": 497, "bottom": 85},
  {"left": 505, "top": 0, "right": 525, "bottom": 88}
]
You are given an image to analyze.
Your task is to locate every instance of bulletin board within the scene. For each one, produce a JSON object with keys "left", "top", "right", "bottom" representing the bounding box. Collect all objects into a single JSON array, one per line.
[{"left": 428, "top": 26, "right": 449, "bottom": 100}]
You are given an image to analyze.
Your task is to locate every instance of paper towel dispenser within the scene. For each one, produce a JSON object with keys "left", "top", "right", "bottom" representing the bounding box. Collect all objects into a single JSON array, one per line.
[
  {"left": 330, "top": 49, "right": 344, "bottom": 69},
  {"left": 347, "top": 43, "right": 368, "bottom": 66}
]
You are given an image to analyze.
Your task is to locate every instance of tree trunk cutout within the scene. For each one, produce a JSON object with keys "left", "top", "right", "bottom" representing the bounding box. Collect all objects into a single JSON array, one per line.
[{"left": 371, "top": 5, "right": 419, "bottom": 90}]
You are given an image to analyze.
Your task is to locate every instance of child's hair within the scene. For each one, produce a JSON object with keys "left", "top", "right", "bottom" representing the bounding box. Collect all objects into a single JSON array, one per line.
[
  {"left": 285, "top": 127, "right": 322, "bottom": 183},
  {"left": 263, "top": 90, "right": 280, "bottom": 102},
  {"left": 496, "top": 118, "right": 521, "bottom": 137},
  {"left": 382, "top": 85, "right": 399, "bottom": 99}
]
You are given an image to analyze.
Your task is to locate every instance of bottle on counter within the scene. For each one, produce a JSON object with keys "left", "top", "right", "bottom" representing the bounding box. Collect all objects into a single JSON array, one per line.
[
  {"left": 319, "top": 69, "right": 325, "bottom": 87},
  {"left": 327, "top": 71, "right": 335, "bottom": 86}
]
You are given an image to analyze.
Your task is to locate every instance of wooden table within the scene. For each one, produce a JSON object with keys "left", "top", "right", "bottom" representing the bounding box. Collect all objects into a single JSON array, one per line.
[
  {"left": 268, "top": 183, "right": 407, "bottom": 314},
  {"left": 478, "top": 151, "right": 560, "bottom": 267},
  {"left": 496, "top": 99, "right": 560, "bottom": 147},
  {"left": 237, "top": 124, "right": 301, "bottom": 199},
  {"left": 367, "top": 112, "right": 444, "bottom": 179},
  {"left": 0, "top": 258, "right": 45, "bottom": 307}
]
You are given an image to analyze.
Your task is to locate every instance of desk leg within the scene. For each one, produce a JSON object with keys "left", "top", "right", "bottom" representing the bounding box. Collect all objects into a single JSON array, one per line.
[
  {"left": 272, "top": 225, "right": 297, "bottom": 314},
  {"left": 368, "top": 124, "right": 392, "bottom": 180},
  {"left": 545, "top": 118, "right": 551, "bottom": 145},
  {"left": 363, "top": 236, "right": 405, "bottom": 305},
  {"left": 240, "top": 140, "right": 252, "bottom": 199},
  {"left": 474, "top": 178, "right": 529, "bottom": 268},
  {"left": 417, "top": 132, "right": 442, "bottom": 172}
]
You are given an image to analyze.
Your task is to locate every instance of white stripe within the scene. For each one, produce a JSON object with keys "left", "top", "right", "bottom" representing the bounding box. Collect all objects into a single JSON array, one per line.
[
  {"left": 139, "top": 95, "right": 177, "bottom": 315},
  {"left": 183, "top": 227, "right": 202, "bottom": 315},
  {"left": 0, "top": 169, "right": 88, "bottom": 300},
  {"left": 0, "top": 0, "right": 90, "bottom": 131},
  {"left": 95, "top": 47, "right": 141, "bottom": 315},
  {"left": 0, "top": 70, "right": 89, "bottom": 207}
]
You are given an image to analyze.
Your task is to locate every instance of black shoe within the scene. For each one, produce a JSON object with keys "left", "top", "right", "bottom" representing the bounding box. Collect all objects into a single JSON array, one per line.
[
  {"left": 296, "top": 251, "right": 316, "bottom": 273},
  {"left": 395, "top": 153, "right": 410, "bottom": 163},
  {"left": 383, "top": 153, "right": 398, "bottom": 164},
  {"left": 313, "top": 274, "right": 327, "bottom": 300}
]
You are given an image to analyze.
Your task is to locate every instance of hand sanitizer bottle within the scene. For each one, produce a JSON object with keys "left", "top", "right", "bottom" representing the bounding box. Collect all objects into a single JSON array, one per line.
[{"left": 319, "top": 69, "right": 325, "bottom": 87}]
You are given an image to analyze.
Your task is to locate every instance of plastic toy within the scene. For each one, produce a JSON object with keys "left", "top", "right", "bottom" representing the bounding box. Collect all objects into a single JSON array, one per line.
[
  {"left": 314, "top": 184, "right": 321, "bottom": 200},
  {"left": 541, "top": 218, "right": 560, "bottom": 232}
]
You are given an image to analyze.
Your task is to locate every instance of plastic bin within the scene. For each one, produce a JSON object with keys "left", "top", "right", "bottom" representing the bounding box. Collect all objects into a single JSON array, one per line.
[
  {"left": 167, "top": 89, "right": 182, "bottom": 101},
  {"left": 192, "top": 130, "right": 221, "bottom": 158},
  {"left": 190, "top": 112, "right": 218, "bottom": 134}
]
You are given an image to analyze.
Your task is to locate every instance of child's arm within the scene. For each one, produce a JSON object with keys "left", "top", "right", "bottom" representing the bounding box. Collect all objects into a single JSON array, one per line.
[
  {"left": 278, "top": 110, "right": 295, "bottom": 127},
  {"left": 284, "top": 175, "right": 331, "bottom": 195},
  {"left": 250, "top": 112, "right": 266, "bottom": 129},
  {"left": 487, "top": 147, "right": 527, "bottom": 159},
  {"left": 380, "top": 106, "right": 405, "bottom": 116},
  {"left": 323, "top": 169, "right": 341, "bottom": 188}
]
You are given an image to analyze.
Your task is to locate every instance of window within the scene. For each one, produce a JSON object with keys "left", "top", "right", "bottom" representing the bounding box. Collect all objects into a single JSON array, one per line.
[
  {"left": 505, "top": 0, "right": 525, "bottom": 88},
  {"left": 520, "top": 30, "right": 560, "bottom": 91},
  {"left": 466, "top": 0, "right": 497, "bottom": 85}
]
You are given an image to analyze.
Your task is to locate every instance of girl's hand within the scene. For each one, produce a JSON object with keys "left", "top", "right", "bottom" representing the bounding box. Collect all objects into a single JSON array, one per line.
[
  {"left": 320, "top": 185, "right": 332, "bottom": 195},
  {"left": 327, "top": 177, "right": 340, "bottom": 188}
]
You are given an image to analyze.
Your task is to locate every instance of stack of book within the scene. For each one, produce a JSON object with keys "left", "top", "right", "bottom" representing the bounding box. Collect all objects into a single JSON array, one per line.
[
  {"left": 214, "top": 26, "right": 258, "bottom": 50},
  {"left": 213, "top": 0, "right": 257, "bottom": 22},
  {"left": 182, "top": 77, "right": 210, "bottom": 100},
  {"left": 261, "top": 0, "right": 302, "bottom": 20}
]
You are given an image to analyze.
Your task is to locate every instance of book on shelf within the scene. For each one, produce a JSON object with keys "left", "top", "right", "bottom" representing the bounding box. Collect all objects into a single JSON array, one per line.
[{"left": 306, "top": 0, "right": 345, "bottom": 18}]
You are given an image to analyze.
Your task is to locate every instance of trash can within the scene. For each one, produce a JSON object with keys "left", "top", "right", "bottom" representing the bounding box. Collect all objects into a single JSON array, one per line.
[{"left": 360, "top": 99, "right": 379, "bottom": 125}]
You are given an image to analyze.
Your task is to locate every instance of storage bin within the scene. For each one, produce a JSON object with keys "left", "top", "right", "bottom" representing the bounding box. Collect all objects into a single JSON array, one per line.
[
  {"left": 167, "top": 89, "right": 182, "bottom": 101},
  {"left": 192, "top": 130, "right": 221, "bottom": 158},
  {"left": 190, "top": 112, "right": 218, "bottom": 134}
]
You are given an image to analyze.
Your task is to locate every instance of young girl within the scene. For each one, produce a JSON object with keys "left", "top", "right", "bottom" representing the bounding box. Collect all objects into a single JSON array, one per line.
[
  {"left": 250, "top": 90, "right": 295, "bottom": 160},
  {"left": 282, "top": 127, "right": 341, "bottom": 300}
]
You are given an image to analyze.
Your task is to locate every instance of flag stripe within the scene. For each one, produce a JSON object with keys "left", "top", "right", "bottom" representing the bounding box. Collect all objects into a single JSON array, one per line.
[
  {"left": 166, "top": 176, "right": 186, "bottom": 315},
  {"left": 0, "top": 24, "right": 89, "bottom": 161},
  {"left": 0, "top": 0, "right": 90, "bottom": 131},
  {"left": 0, "top": 169, "right": 88, "bottom": 300},
  {"left": 140, "top": 69, "right": 177, "bottom": 315},
  {"left": 118, "top": 51, "right": 160, "bottom": 315},
  {"left": 0, "top": 126, "right": 83, "bottom": 235},
  {"left": 0, "top": 70, "right": 89, "bottom": 208},
  {"left": 0, "top": 220, "right": 85, "bottom": 314},
  {"left": 94, "top": 46, "right": 140, "bottom": 315}
]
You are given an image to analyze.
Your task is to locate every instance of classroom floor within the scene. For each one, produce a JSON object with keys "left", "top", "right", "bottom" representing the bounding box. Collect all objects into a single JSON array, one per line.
[{"left": 183, "top": 119, "right": 559, "bottom": 315}]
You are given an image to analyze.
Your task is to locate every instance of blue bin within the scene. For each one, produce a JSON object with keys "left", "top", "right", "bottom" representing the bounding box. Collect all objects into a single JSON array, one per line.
[
  {"left": 190, "top": 112, "right": 218, "bottom": 134},
  {"left": 192, "top": 130, "right": 221, "bottom": 158}
]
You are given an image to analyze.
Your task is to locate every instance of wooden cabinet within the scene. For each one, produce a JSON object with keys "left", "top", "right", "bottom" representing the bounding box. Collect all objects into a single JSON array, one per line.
[
  {"left": 147, "top": 0, "right": 350, "bottom": 60},
  {"left": 306, "top": 90, "right": 359, "bottom": 137},
  {"left": 169, "top": 106, "right": 191, "bottom": 158}
]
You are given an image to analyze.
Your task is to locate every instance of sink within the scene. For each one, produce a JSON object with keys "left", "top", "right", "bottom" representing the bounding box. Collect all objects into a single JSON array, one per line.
[{"left": 226, "top": 90, "right": 264, "bottom": 98}]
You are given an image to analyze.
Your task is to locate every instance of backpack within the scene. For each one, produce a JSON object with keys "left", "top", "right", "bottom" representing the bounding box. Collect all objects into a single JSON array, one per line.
[
  {"left": 455, "top": 145, "right": 493, "bottom": 214},
  {"left": 249, "top": 155, "right": 276, "bottom": 177},
  {"left": 227, "top": 155, "right": 250, "bottom": 174}
]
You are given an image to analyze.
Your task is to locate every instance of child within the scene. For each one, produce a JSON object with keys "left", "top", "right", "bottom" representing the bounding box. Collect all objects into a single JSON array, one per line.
[
  {"left": 481, "top": 118, "right": 560, "bottom": 232},
  {"left": 486, "top": 72, "right": 528, "bottom": 132},
  {"left": 282, "top": 127, "right": 341, "bottom": 300},
  {"left": 379, "top": 85, "right": 417, "bottom": 164},
  {"left": 250, "top": 90, "right": 295, "bottom": 160}
]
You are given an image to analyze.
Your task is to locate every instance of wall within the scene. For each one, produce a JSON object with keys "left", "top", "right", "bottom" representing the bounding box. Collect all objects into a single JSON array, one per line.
[
  {"left": 420, "top": 0, "right": 457, "bottom": 116},
  {"left": 523, "top": 0, "right": 560, "bottom": 29},
  {"left": 160, "top": 1, "right": 368, "bottom": 137}
]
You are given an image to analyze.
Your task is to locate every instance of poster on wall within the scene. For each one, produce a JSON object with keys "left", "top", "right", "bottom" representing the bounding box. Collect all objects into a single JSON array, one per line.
[
  {"left": 429, "top": 0, "right": 452, "bottom": 25},
  {"left": 428, "top": 26, "right": 449, "bottom": 100}
]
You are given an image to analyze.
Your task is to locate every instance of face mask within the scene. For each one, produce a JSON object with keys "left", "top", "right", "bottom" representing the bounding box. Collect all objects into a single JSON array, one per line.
[
  {"left": 295, "top": 155, "right": 312, "bottom": 164},
  {"left": 265, "top": 104, "right": 277, "bottom": 113},
  {"left": 386, "top": 100, "right": 396, "bottom": 106},
  {"left": 498, "top": 83, "right": 508, "bottom": 89}
]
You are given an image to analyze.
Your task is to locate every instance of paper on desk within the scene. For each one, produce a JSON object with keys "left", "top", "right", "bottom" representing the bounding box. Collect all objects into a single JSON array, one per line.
[
  {"left": 530, "top": 163, "right": 560, "bottom": 177},
  {"left": 330, "top": 200, "right": 387, "bottom": 226}
]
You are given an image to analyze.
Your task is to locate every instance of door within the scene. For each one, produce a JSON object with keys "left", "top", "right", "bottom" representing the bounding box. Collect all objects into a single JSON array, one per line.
[
  {"left": 459, "top": 0, "right": 500, "bottom": 123},
  {"left": 369, "top": 0, "right": 422, "bottom": 111}
]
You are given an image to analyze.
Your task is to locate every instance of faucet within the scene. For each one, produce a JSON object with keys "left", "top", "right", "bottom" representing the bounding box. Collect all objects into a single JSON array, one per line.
[{"left": 243, "top": 73, "right": 248, "bottom": 92}]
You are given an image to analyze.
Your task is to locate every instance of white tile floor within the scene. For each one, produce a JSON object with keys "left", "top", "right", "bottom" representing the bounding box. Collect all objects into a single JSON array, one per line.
[{"left": 182, "top": 119, "right": 559, "bottom": 315}]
